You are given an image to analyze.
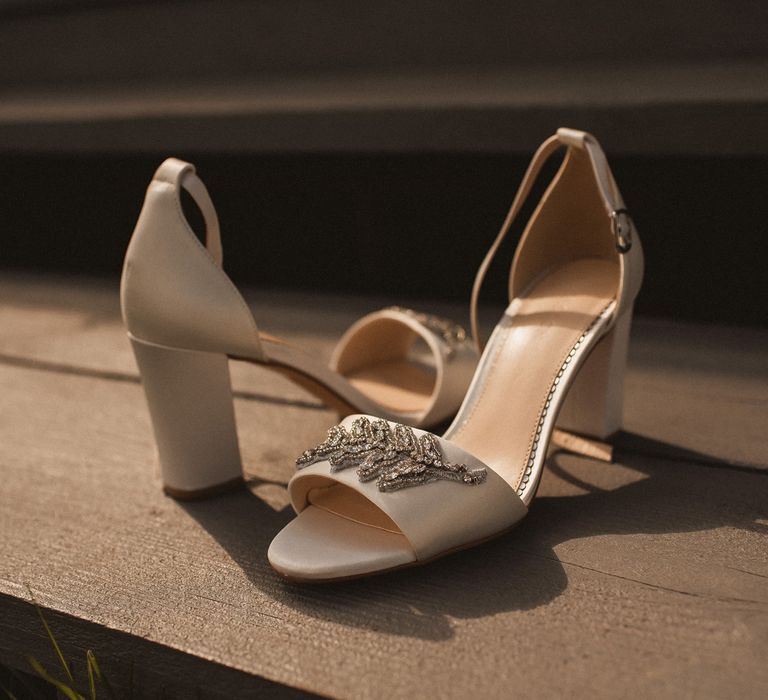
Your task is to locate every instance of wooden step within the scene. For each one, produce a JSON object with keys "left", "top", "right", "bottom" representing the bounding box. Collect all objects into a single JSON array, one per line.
[
  {"left": 0, "top": 273, "right": 766, "bottom": 697},
  {"left": 1, "top": 1, "right": 767, "bottom": 155},
  {"left": 2, "top": 1, "right": 766, "bottom": 85},
  {"left": 1, "top": 62, "right": 767, "bottom": 154}
]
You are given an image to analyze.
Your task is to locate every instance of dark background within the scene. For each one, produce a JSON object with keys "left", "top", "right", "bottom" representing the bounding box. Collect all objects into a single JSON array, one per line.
[
  {"left": 1, "top": 0, "right": 767, "bottom": 327},
  {"left": 3, "top": 152, "right": 768, "bottom": 326}
]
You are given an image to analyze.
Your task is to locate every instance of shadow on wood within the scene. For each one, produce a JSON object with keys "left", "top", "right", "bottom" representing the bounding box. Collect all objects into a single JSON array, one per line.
[{"left": 181, "top": 450, "right": 768, "bottom": 644}]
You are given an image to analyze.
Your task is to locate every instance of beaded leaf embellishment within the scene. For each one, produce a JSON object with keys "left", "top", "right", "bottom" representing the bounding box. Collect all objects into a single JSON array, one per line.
[{"left": 296, "top": 417, "right": 487, "bottom": 492}]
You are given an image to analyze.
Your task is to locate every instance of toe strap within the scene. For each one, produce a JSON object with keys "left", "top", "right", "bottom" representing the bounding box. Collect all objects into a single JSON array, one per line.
[
  {"left": 330, "top": 307, "right": 478, "bottom": 427},
  {"left": 289, "top": 415, "right": 527, "bottom": 561}
]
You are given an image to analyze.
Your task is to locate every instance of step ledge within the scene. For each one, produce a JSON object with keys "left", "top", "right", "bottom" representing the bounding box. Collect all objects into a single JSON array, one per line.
[{"left": 1, "top": 62, "right": 767, "bottom": 154}]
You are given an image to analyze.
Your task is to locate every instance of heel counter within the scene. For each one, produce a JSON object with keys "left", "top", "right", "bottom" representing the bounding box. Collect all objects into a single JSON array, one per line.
[
  {"left": 509, "top": 145, "right": 618, "bottom": 302},
  {"left": 121, "top": 175, "right": 188, "bottom": 338},
  {"left": 121, "top": 178, "right": 161, "bottom": 331},
  {"left": 120, "top": 165, "right": 263, "bottom": 360}
]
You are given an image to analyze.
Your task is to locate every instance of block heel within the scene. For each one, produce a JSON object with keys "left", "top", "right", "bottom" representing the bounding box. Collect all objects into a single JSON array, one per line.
[
  {"left": 130, "top": 336, "right": 244, "bottom": 499},
  {"left": 556, "top": 308, "right": 632, "bottom": 441}
]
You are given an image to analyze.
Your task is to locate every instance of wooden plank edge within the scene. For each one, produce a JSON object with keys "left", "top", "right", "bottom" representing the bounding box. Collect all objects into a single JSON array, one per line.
[{"left": 0, "top": 592, "right": 317, "bottom": 699}]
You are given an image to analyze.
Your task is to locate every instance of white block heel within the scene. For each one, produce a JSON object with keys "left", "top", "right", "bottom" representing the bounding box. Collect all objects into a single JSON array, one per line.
[
  {"left": 130, "top": 336, "right": 243, "bottom": 499},
  {"left": 556, "top": 307, "right": 633, "bottom": 441}
]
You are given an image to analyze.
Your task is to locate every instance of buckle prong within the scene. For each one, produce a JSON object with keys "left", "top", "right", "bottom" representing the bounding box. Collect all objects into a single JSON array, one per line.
[{"left": 610, "top": 209, "right": 633, "bottom": 253}]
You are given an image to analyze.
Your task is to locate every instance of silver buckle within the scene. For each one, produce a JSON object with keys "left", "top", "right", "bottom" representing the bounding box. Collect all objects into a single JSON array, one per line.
[{"left": 610, "top": 209, "right": 633, "bottom": 253}]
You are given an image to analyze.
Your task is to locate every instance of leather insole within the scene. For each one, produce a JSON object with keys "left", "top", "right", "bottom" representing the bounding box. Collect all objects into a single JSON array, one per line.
[
  {"left": 345, "top": 360, "right": 435, "bottom": 413},
  {"left": 255, "top": 335, "right": 434, "bottom": 420},
  {"left": 447, "top": 257, "right": 618, "bottom": 491},
  {"left": 256, "top": 338, "right": 434, "bottom": 419}
]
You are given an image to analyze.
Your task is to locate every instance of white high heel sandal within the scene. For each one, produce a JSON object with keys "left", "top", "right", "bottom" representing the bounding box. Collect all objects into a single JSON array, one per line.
[
  {"left": 121, "top": 158, "right": 478, "bottom": 499},
  {"left": 268, "top": 128, "right": 644, "bottom": 581}
]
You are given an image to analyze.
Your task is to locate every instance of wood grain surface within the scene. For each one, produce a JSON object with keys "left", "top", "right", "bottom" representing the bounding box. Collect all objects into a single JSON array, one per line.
[{"left": 0, "top": 274, "right": 766, "bottom": 698}]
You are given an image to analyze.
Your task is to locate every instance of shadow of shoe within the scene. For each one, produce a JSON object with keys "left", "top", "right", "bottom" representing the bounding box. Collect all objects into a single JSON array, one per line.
[{"left": 180, "top": 446, "right": 768, "bottom": 642}]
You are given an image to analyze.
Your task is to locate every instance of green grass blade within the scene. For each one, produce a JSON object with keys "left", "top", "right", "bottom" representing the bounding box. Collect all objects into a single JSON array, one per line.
[
  {"left": 27, "top": 657, "right": 83, "bottom": 700},
  {"left": 86, "top": 652, "right": 96, "bottom": 700},
  {"left": 86, "top": 651, "right": 115, "bottom": 700},
  {"left": 0, "top": 683, "right": 19, "bottom": 700},
  {"left": 25, "top": 585, "right": 74, "bottom": 683}
]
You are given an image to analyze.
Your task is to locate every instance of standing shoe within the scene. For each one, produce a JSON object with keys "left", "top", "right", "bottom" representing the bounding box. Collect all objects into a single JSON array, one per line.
[
  {"left": 121, "top": 158, "right": 478, "bottom": 499},
  {"left": 268, "top": 128, "right": 643, "bottom": 581}
]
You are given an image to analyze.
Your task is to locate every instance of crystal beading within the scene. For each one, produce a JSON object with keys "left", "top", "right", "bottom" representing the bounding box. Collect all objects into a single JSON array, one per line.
[
  {"left": 387, "top": 307, "right": 468, "bottom": 358},
  {"left": 297, "top": 417, "right": 487, "bottom": 492}
]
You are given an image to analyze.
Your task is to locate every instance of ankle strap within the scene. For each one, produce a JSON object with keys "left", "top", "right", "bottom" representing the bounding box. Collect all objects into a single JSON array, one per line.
[
  {"left": 154, "top": 158, "right": 223, "bottom": 267},
  {"left": 469, "top": 129, "right": 634, "bottom": 352}
]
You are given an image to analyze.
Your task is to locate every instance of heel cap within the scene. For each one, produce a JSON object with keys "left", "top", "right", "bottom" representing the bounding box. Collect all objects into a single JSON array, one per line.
[
  {"left": 552, "top": 429, "right": 616, "bottom": 463},
  {"left": 163, "top": 475, "right": 245, "bottom": 501}
]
